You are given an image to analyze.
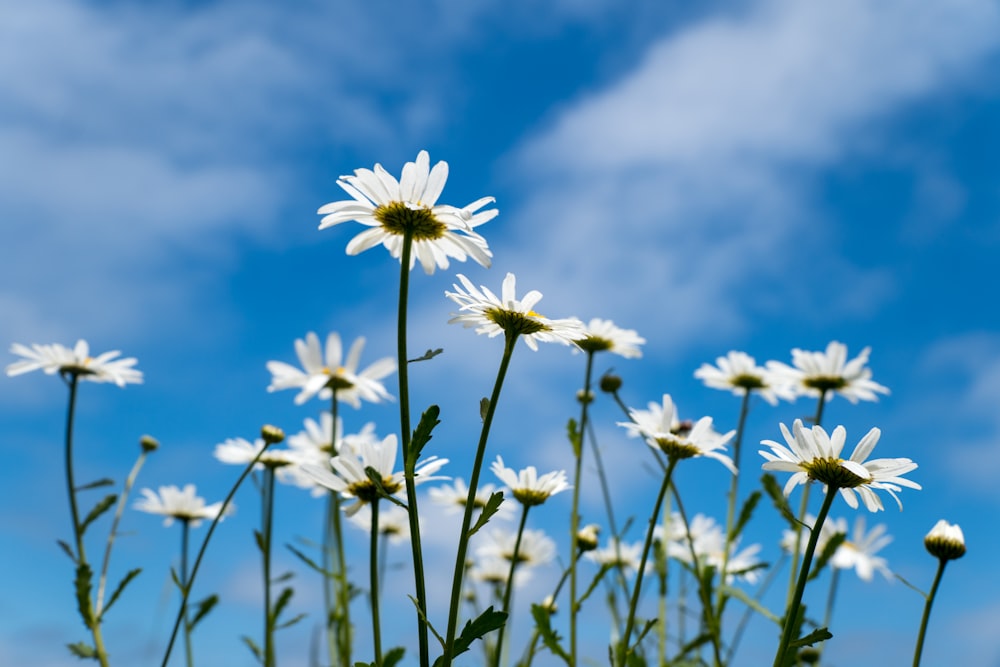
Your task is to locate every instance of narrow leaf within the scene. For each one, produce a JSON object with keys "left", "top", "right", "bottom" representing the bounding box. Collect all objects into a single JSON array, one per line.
[
  {"left": 410, "top": 404, "right": 441, "bottom": 464},
  {"left": 277, "top": 612, "right": 307, "bottom": 630},
  {"left": 57, "top": 539, "right": 77, "bottom": 563},
  {"left": 74, "top": 562, "right": 94, "bottom": 626},
  {"left": 383, "top": 647, "right": 405, "bottom": 667},
  {"left": 80, "top": 493, "right": 117, "bottom": 535},
  {"left": 253, "top": 529, "right": 265, "bottom": 554},
  {"left": 761, "top": 473, "right": 798, "bottom": 527},
  {"left": 408, "top": 348, "right": 443, "bottom": 363},
  {"left": 479, "top": 397, "right": 490, "bottom": 421},
  {"left": 67, "top": 641, "right": 98, "bottom": 659},
  {"left": 101, "top": 567, "right": 141, "bottom": 618},
  {"left": 75, "top": 478, "right": 115, "bottom": 492},
  {"left": 271, "top": 570, "right": 295, "bottom": 584},
  {"left": 241, "top": 635, "right": 263, "bottom": 662},
  {"left": 566, "top": 418, "right": 582, "bottom": 458},
  {"left": 790, "top": 627, "right": 833, "bottom": 649},
  {"left": 467, "top": 491, "right": 505, "bottom": 538},
  {"left": 720, "top": 585, "right": 781, "bottom": 624},
  {"left": 732, "top": 490, "right": 762, "bottom": 539},
  {"left": 530, "top": 603, "right": 571, "bottom": 664},
  {"left": 286, "top": 544, "right": 333, "bottom": 577},
  {"left": 189, "top": 594, "right": 219, "bottom": 630},
  {"left": 270, "top": 586, "right": 295, "bottom": 624},
  {"left": 808, "top": 532, "right": 847, "bottom": 581}
]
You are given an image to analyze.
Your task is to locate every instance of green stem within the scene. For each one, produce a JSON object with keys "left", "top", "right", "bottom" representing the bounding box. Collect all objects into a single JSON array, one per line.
[
  {"left": 494, "top": 505, "right": 531, "bottom": 667},
  {"left": 716, "top": 389, "right": 751, "bottom": 614},
  {"left": 181, "top": 519, "right": 193, "bottom": 667},
  {"left": 161, "top": 441, "right": 272, "bottom": 667},
  {"left": 618, "top": 456, "right": 679, "bottom": 666},
  {"left": 324, "top": 396, "right": 351, "bottom": 667},
  {"left": 262, "top": 467, "right": 277, "bottom": 667},
  {"left": 396, "top": 231, "right": 431, "bottom": 667},
  {"left": 772, "top": 485, "right": 837, "bottom": 667},
  {"left": 786, "top": 392, "right": 828, "bottom": 610},
  {"left": 62, "top": 372, "right": 110, "bottom": 667},
  {"left": 370, "top": 498, "right": 384, "bottom": 666},
  {"left": 569, "top": 351, "right": 595, "bottom": 665},
  {"left": 442, "top": 333, "right": 519, "bottom": 667},
  {"left": 912, "top": 558, "right": 948, "bottom": 667}
]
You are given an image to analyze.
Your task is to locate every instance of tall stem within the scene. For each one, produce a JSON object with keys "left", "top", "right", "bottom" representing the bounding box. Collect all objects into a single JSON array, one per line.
[
  {"left": 618, "top": 456, "right": 679, "bottom": 666},
  {"left": 772, "top": 485, "right": 837, "bottom": 667},
  {"left": 324, "top": 396, "right": 351, "bottom": 667},
  {"left": 912, "top": 559, "right": 948, "bottom": 667},
  {"left": 181, "top": 520, "right": 194, "bottom": 667},
  {"left": 396, "top": 232, "right": 431, "bottom": 667},
  {"left": 569, "top": 351, "right": 595, "bottom": 665},
  {"left": 442, "top": 333, "right": 518, "bottom": 666},
  {"left": 62, "top": 373, "right": 110, "bottom": 667},
  {"left": 715, "top": 388, "right": 752, "bottom": 619},
  {"left": 494, "top": 506, "right": 531, "bottom": 667},
  {"left": 262, "top": 467, "right": 277, "bottom": 667},
  {"left": 370, "top": 498, "right": 384, "bottom": 666},
  {"left": 786, "top": 392, "right": 828, "bottom": 609}
]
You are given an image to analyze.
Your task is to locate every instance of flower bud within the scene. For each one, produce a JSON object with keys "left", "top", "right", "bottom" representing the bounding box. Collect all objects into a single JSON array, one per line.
[
  {"left": 924, "top": 519, "right": 965, "bottom": 560},
  {"left": 261, "top": 424, "right": 285, "bottom": 445},
  {"left": 599, "top": 372, "right": 622, "bottom": 393},
  {"left": 576, "top": 389, "right": 594, "bottom": 405},
  {"left": 139, "top": 435, "right": 160, "bottom": 452},
  {"left": 577, "top": 524, "right": 601, "bottom": 552},
  {"left": 539, "top": 594, "right": 557, "bottom": 614}
]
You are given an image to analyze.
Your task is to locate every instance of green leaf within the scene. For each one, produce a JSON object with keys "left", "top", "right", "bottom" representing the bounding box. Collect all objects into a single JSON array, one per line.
[
  {"left": 790, "top": 626, "right": 833, "bottom": 649},
  {"left": 271, "top": 570, "right": 295, "bottom": 584},
  {"left": 80, "top": 493, "right": 117, "bottom": 535},
  {"left": 253, "top": 529, "right": 265, "bottom": 553},
  {"left": 467, "top": 491, "right": 505, "bottom": 538},
  {"left": 761, "top": 473, "right": 798, "bottom": 527},
  {"left": 674, "top": 632, "right": 712, "bottom": 659},
  {"left": 286, "top": 544, "right": 333, "bottom": 578},
  {"left": 189, "top": 594, "right": 219, "bottom": 631},
  {"left": 479, "top": 397, "right": 490, "bottom": 421},
  {"left": 67, "top": 641, "right": 98, "bottom": 659},
  {"left": 270, "top": 586, "right": 295, "bottom": 625},
  {"left": 408, "top": 348, "right": 443, "bottom": 363},
  {"left": 407, "top": 595, "right": 446, "bottom": 648},
  {"left": 577, "top": 563, "right": 612, "bottom": 611},
  {"left": 808, "top": 532, "right": 847, "bottom": 581},
  {"left": 732, "top": 490, "right": 762, "bottom": 540},
  {"left": 74, "top": 562, "right": 95, "bottom": 626},
  {"left": 409, "top": 405, "right": 441, "bottom": 464},
  {"left": 720, "top": 585, "right": 781, "bottom": 624},
  {"left": 566, "top": 418, "right": 582, "bottom": 458},
  {"left": 451, "top": 606, "right": 507, "bottom": 660},
  {"left": 101, "top": 567, "right": 141, "bottom": 618},
  {"left": 241, "top": 635, "right": 263, "bottom": 663},
  {"left": 530, "top": 603, "right": 571, "bottom": 664},
  {"left": 383, "top": 647, "right": 405, "bottom": 667},
  {"left": 277, "top": 612, "right": 307, "bottom": 630},
  {"left": 57, "top": 539, "right": 77, "bottom": 563},
  {"left": 75, "top": 478, "right": 115, "bottom": 492}
]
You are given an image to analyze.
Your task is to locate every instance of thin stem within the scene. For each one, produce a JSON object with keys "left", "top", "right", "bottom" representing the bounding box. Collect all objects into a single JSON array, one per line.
[
  {"left": 62, "top": 372, "right": 110, "bottom": 667},
  {"left": 494, "top": 505, "right": 531, "bottom": 667},
  {"left": 181, "top": 519, "right": 193, "bottom": 667},
  {"left": 442, "top": 333, "right": 519, "bottom": 667},
  {"left": 370, "top": 498, "right": 384, "bottom": 666},
  {"left": 262, "top": 467, "right": 277, "bottom": 667},
  {"left": 569, "top": 351, "right": 595, "bottom": 666},
  {"left": 912, "top": 558, "right": 948, "bottom": 667},
  {"left": 161, "top": 442, "right": 272, "bottom": 667},
  {"left": 618, "top": 456, "right": 679, "bottom": 666},
  {"left": 726, "top": 553, "right": 786, "bottom": 663},
  {"left": 396, "top": 231, "right": 430, "bottom": 667},
  {"left": 772, "top": 485, "right": 837, "bottom": 667},
  {"left": 716, "top": 388, "right": 752, "bottom": 616},
  {"left": 325, "top": 396, "right": 351, "bottom": 667},
  {"left": 96, "top": 447, "right": 151, "bottom": 617},
  {"left": 786, "top": 392, "right": 828, "bottom": 610}
]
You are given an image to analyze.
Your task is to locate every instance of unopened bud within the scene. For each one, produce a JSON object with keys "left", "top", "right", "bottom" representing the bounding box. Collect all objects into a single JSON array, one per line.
[
  {"left": 139, "top": 435, "right": 160, "bottom": 452},
  {"left": 599, "top": 372, "right": 622, "bottom": 393},
  {"left": 577, "top": 524, "right": 601, "bottom": 552},
  {"left": 924, "top": 519, "right": 966, "bottom": 560},
  {"left": 539, "top": 595, "right": 557, "bottom": 614},
  {"left": 576, "top": 389, "right": 594, "bottom": 405},
  {"left": 261, "top": 424, "right": 285, "bottom": 444}
]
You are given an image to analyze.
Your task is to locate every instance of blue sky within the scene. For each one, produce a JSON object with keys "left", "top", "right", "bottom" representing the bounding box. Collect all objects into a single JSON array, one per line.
[{"left": 3, "top": 0, "right": 1000, "bottom": 665}]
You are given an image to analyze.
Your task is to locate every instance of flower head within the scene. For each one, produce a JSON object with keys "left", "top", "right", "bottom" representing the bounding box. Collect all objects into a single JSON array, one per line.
[
  {"left": 279, "top": 416, "right": 378, "bottom": 496},
  {"left": 618, "top": 394, "right": 736, "bottom": 473},
  {"left": 133, "top": 484, "right": 231, "bottom": 528},
  {"left": 766, "top": 341, "right": 889, "bottom": 404},
  {"left": 317, "top": 150, "right": 496, "bottom": 274},
  {"left": 573, "top": 319, "right": 645, "bottom": 358},
  {"left": 476, "top": 527, "right": 556, "bottom": 568},
  {"left": 830, "top": 516, "right": 893, "bottom": 581},
  {"left": 428, "top": 478, "right": 514, "bottom": 520},
  {"left": 694, "top": 351, "right": 793, "bottom": 406},
  {"left": 584, "top": 538, "right": 647, "bottom": 576},
  {"left": 446, "top": 273, "right": 585, "bottom": 351},
  {"left": 7, "top": 340, "right": 142, "bottom": 386},
  {"left": 664, "top": 513, "right": 763, "bottom": 584},
  {"left": 924, "top": 519, "right": 966, "bottom": 560},
  {"left": 490, "top": 456, "right": 570, "bottom": 507},
  {"left": 266, "top": 332, "right": 395, "bottom": 407},
  {"left": 759, "top": 420, "right": 921, "bottom": 512},
  {"left": 301, "top": 434, "right": 447, "bottom": 516},
  {"left": 214, "top": 437, "right": 300, "bottom": 469}
]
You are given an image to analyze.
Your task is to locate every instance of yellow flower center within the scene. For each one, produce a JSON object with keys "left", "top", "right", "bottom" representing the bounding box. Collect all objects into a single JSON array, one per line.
[
  {"left": 802, "top": 457, "right": 870, "bottom": 488},
  {"left": 803, "top": 375, "right": 848, "bottom": 392},
  {"left": 485, "top": 308, "right": 550, "bottom": 336},
  {"left": 374, "top": 201, "right": 448, "bottom": 240},
  {"left": 653, "top": 436, "right": 701, "bottom": 460}
]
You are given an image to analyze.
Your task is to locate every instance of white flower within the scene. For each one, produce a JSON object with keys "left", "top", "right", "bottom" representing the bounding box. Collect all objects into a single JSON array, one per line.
[
  {"left": 766, "top": 341, "right": 889, "bottom": 404},
  {"left": 694, "top": 351, "right": 793, "bottom": 406},
  {"left": 266, "top": 332, "right": 395, "bottom": 407},
  {"left": 214, "top": 437, "right": 300, "bottom": 469},
  {"left": 469, "top": 557, "right": 532, "bottom": 588},
  {"left": 924, "top": 519, "right": 966, "bottom": 560},
  {"left": 446, "top": 273, "right": 586, "bottom": 351},
  {"left": 831, "top": 516, "right": 893, "bottom": 582},
  {"left": 759, "top": 420, "right": 921, "bottom": 512},
  {"left": 427, "top": 478, "right": 514, "bottom": 520},
  {"left": 317, "top": 150, "right": 496, "bottom": 274},
  {"left": 584, "top": 538, "right": 646, "bottom": 576},
  {"left": 279, "top": 415, "right": 378, "bottom": 496},
  {"left": 7, "top": 340, "right": 142, "bottom": 386},
  {"left": 133, "top": 484, "right": 231, "bottom": 528},
  {"left": 618, "top": 394, "right": 736, "bottom": 473},
  {"left": 574, "top": 319, "right": 645, "bottom": 358},
  {"left": 348, "top": 502, "right": 412, "bottom": 545},
  {"left": 476, "top": 527, "right": 556, "bottom": 568},
  {"left": 781, "top": 514, "right": 846, "bottom": 559},
  {"left": 301, "top": 434, "right": 447, "bottom": 516},
  {"left": 490, "top": 456, "right": 570, "bottom": 507},
  {"left": 665, "top": 513, "right": 763, "bottom": 584}
]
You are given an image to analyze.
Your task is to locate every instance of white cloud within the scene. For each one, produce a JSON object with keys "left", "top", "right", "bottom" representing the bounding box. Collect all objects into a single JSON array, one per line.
[{"left": 504, "top": 0, "right": 1000, "bottom": 352}]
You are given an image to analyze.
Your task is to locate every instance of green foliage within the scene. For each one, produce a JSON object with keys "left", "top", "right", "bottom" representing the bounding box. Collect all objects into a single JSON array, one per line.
[
  {"left": 409, "top": 404, "right": 441, "bottom": 464},
  {"left": 74, "top": 562, "right": 94, "bottom": 627},
  {"left": 101, "top": 567, "right": 141, "bottom": 619},
  {"left": 808, "top": 532, "right": 847, "bottom": 581},
  {"left": 761, "top": 473, "right": 798, "bottom": 527},
  {"left": 566, "top": 418, "right": 582, "bottom": 458},
  {"left": 57, "top": 539, "right": 76, "bottom": 563},
  {"left": 479, "top": 397, "right": 490, "bottom": 421},
  {"left": 467, "top": 491, "right": 505, "bottom": 538},
  {"left": 432, "top": 606, "right": 507, "bottom": 667},
  {"left": 66, "top": 641, "right": 99, "bottom": 660},
  {"left": 733, "top": 490, "right": 762, "bottom": 539},
  {"left": 353, "top": 648, "right": 405, "bottom": 667},
  {"left": 75, "top": 478, "right": 115, "bottom": 492},
  {"left": 80, "top": 493, "right": 117, "bottom": 536},
  {"left": 242, "top": 635, "right": 263, "bottom": 663},
  {"left": 529, "top": 603, "right": 571, "bottom": 665},
  {"left": 286, "top": 543, "right": 333, "bottom": 577},
  {"left": 720, "top": 584, "right": 781, "bottom": 625},
  {"left": 790, "top": 627, "right": 833, "bottom": 649},
  {"left": 408, "top": 348, "right": 443, "bottom": 363},
  {"left": 189, "top": 594, "right": 218, "bottom": 631}
]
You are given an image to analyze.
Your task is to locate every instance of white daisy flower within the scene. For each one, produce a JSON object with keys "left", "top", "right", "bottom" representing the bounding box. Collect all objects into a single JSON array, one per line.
[
  {"left": 766, "top": 341, "right": 889, "bottom": 404},
  {"left": 830, "top": 516, "right": 893, "bottom": 582},
  {"left": 301, "top": 434, "right": 447, "bottom": 516},
  {"left": 446, "top": 273, "right": 586, "bottom": 351},
  {"left": 7, "top": 340, "right": 142, "bottom": 386},
  {"left": 924, "top": 519, "right": 966, "bottom": 560},
  {"left": 317, "top": 150, "right": 496, "bottom": 274},
  {"left": 214, "top": 437, "right": 299, "bottom": 469},
  {"left": 348, "top": 502, "right": 412, "bottom": 545},
  {"left": 618, "top": 394, "right": 736, "bottom": 473},
  {"left": 427, "top": 478, "right": 514, "bottom": 520},
  {"left": 574, "top": 319, "right": 645, "bottom": 358},
  {"left": 759, "top": 420, "right": 921, "bottom": 512},
  {"left": 781, "top": 514, "right": 846, "bottom": 559},
  {"left": 584, "top": 538, "right": 646, "bottom": 576},
  {"left": 266, "top": 331, "right": 395, "bottom": 407},
  {"left": 490, "top": 456, "right": 570, "bottom": 507},
  {"left": 469, "top": 557, "right": 532, "bottom": 588},
  {"left": 133, "top": 484, "right": 231, "bottom": 528},
  {"left": 665, "top": 514, "right": 763, "bottom": 584},
  {"left": 476, "top": 527, "right": 556, "bottom": 568},
  {"left": 694, "top": 351, "right": 794, "bottom": 406},
  {"left": 279, "top": 415, "right": 378, "bottom": 496}
]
